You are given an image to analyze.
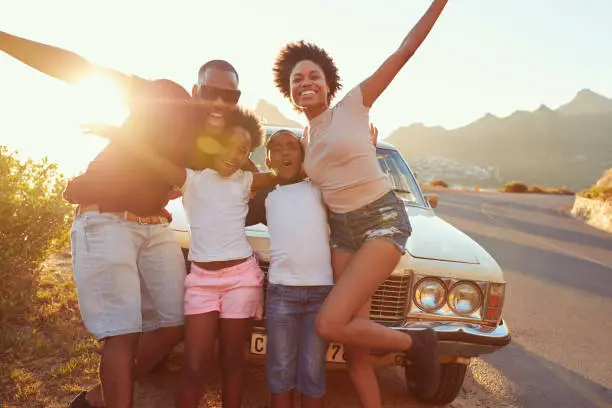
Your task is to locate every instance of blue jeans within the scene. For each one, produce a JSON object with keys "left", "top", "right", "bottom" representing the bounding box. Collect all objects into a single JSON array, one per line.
[
  {"left": 265, "top": 284, "right": 333, "bottom": 397},
  {"left": 328, "top": 190, "right": 412, "bottom": 254}
]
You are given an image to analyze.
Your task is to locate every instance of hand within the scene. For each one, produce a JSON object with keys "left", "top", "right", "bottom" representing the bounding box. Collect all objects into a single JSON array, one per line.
[{"left": 369, "top": 123, "right": 379, "bottom": 146}]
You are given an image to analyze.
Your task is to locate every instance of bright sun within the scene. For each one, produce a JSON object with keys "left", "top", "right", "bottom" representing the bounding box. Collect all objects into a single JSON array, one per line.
[
  {"left": 71, "top": 73, "right": 130, "bottom": 128},
  {"left": 22, "top": 73, "right": 133, "bottom": 176}
]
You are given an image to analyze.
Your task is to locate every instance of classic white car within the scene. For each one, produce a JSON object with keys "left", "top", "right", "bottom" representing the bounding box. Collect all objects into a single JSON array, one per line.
[{"left": 166, "top": 125, "right": 511, "bottom": 406}]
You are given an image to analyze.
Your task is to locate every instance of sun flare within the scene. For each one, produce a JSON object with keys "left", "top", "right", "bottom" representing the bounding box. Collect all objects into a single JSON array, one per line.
[{"left": 71, "top": 73, "right": 129, "bottom": 128}]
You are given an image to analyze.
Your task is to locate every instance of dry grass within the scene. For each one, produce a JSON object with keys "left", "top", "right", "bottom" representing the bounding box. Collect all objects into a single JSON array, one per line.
[
  {"left": 581, "top": 185, "right": 612, "bottom": 202},
  {"left": 0, "top": 250, "right": 100, "bottom": 408},
  {"left": 528, "top": 185, "right": 574, "bottom": 195},
  {"left": 501, "top": 182, "right": 574, "bottom": 195}
]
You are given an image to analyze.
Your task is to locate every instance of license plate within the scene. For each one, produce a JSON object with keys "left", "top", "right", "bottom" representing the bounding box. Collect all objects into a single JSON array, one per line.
[{"left": 250, "top": 333, "right": 346, "bottom": 363}]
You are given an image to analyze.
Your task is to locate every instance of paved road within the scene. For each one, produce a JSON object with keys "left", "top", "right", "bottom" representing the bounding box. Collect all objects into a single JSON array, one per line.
[
  {"left": 132, "top": 192, "right": 612, "bottom": 408},
  {"left": 434, "top": 192, "right": 612, "bottom": 408}
]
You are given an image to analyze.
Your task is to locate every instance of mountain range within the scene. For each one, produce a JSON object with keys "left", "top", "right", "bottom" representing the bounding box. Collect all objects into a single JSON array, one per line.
[
  {"left": 385, "top": 89, "right": 612, "bottom": 190},
  {"left": 254, "top": 89, "right": 612, "bottom": 190}
]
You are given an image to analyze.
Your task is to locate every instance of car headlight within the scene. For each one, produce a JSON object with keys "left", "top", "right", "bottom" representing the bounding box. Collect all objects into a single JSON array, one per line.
[
  {"left": 414, "top": 278, "right": 446, "bottom": 312},
  {"left": 448, "top": 281, "right": 482, "bottom": 315}
]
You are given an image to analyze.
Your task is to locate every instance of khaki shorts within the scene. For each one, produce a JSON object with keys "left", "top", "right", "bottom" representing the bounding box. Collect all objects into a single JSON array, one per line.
[{"left": 71, "top": 211, "right": 186, "bottom": 340}]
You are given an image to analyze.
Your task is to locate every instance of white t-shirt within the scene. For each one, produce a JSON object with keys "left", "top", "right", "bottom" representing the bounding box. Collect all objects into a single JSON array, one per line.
[
  {"left": 182, "top": 169, "right": 254, "bottom": 262},
  {"left": 265, "top": 180, "right": 333, "bottom": 286}
]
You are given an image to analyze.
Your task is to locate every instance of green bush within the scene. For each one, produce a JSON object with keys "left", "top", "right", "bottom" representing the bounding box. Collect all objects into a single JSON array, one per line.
[
  {"left": 503, "top": 182, "right": 528, "bottom": 193},
  {"left": 0, "top": 147, "right": 73, "bottom": 322}
]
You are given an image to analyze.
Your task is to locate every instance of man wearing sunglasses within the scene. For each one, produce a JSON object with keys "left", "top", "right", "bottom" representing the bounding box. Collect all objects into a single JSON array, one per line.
[
  {"left": 187, "top": 60, "right": 258, "bottom": 172},
  {"left": 0, "top": 30, "right": 249, "bottom": 408}
]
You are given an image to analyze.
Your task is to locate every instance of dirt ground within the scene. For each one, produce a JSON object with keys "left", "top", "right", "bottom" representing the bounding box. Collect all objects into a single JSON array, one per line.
[{"left": 1, "top": 252, "right": 518, "bottom": 408}]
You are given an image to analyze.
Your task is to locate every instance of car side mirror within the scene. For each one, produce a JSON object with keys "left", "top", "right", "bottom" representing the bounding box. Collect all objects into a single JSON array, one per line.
[{"left": 424, "top": 194, "right": 439, "bottom": 209}]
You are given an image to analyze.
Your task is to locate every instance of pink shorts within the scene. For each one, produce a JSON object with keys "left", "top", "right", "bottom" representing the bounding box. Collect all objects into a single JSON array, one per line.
[{"left": 184, "top": 256, "right": 264, "bottom": 319}]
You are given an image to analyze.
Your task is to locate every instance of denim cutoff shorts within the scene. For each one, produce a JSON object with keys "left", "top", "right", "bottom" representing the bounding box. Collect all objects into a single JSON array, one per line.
[{"left": 328, "top": 190, "right": 412, "bottom": 254}]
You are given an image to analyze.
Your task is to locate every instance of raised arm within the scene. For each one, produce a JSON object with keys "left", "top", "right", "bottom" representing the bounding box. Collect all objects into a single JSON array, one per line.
[
  {"left": 0, "top": 30, "right": 143, "bottom": 91},
  {"left": 360, "top": 0, "right": 448, "bottom": 108}
]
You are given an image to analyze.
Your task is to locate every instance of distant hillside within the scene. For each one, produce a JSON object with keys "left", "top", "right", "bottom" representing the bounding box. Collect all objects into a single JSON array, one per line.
[
  {"left": 254, "top": 100, "right": 302, "bottom": 128},
  {"left": 557, "top": 89, "right": 612, "bottom": 116},
  {"left": 387, "top": 89, "right": 612, "bottom": 190}
]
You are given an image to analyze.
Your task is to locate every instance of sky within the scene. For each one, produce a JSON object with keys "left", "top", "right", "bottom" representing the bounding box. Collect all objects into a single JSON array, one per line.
[{"left": 1, "top": 0, "right": 611, "bottom": 176}]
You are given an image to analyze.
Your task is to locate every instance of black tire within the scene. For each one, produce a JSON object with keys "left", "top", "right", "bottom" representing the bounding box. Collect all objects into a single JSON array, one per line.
[{"left": 405, "top": 362, "right": 467, "bottom": 405}]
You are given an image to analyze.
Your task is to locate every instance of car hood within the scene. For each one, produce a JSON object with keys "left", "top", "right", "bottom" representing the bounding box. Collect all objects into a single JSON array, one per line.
[
  {"left": 241, "top": 205, "right": 481, "bottom": 264},
  {"left": 168, "top": 200, "right": 480, "bottom": 265},
  {"left": 403, "top": 206, "right": 479, "bottom": 264}
]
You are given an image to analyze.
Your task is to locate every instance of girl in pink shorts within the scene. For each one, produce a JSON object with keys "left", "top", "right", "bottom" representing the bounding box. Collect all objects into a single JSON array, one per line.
[
  {"left": 174, "top": 108, "right": 282, "bottom": 408},
  {"left": 121, "top": 105, "right": 280, "bottom": 408}
]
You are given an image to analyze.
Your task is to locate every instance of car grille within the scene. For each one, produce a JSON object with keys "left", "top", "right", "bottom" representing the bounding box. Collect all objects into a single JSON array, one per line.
[
  {"left": 370, "top": 274, "right": 412, "bottom": 325},
  {"left": 258, "top": 261, "right": 410, "bottom": 326}
]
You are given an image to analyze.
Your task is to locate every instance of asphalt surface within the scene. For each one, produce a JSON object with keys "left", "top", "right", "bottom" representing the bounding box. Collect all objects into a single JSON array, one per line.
[
  {"left": 132, "top": 191, "right": 612, "bottom": 408},
  {"left": 433, "top": 191, "right": 612, "bottom": 408}
]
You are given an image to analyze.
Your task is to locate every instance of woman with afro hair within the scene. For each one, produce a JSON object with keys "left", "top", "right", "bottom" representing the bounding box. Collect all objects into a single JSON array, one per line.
[{"left": 272, "top": 1, "right": 448, "bottom": 406}]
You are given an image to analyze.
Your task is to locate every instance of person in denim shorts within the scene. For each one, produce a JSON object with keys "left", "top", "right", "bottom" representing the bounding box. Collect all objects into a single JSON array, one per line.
[
  {"left": 247, "top": 130, "right": 333, "bottom": 407},
  {"left": 272, "top": 2, "right": 448, "bottom": 405}
]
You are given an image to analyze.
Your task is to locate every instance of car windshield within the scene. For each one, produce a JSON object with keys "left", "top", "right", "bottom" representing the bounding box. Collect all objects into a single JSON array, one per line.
[{"left": 251, "top": 127, "right": 426, "bottom": 207}]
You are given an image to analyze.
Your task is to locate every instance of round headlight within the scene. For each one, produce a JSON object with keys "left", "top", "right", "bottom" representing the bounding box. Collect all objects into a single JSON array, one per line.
[
  {"left": 448, "top": 281, "right": 482, "bottom": 315},
  {"left": 414, "top": 278, "right": 446, "bottom": 312}
]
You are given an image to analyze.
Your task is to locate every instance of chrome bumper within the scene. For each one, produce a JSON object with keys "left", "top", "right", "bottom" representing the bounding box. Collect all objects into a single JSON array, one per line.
[
  {"left": 249, "top": 319, "right": 510, "bottom": 366},
  {"left": 389, "top": 319, "right": 511, "bottom": 358}
]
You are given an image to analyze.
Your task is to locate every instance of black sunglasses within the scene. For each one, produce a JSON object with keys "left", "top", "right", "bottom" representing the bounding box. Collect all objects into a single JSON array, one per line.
[{"left": 197, "top": 85, "right": 241, "bottom": 104}]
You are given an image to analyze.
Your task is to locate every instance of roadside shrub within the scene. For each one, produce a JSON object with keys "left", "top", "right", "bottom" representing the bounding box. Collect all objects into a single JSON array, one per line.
[
  {"left": 528, "top": 185, "right": 545, "bottom": 194},
  {"left": 528, "top": 185, "right": 574, "bottom": 195},
  {"left": 503, "top": 182, "right": 528, "bottom": 193},
  {"left": 550, "top": 187, "right": 574, "bottom": 196},
  {"left": 0, "top": 147, "right": 73, "bottom": 323},
  {"left": 429, "top": 179, "right": 449, "bottom": 188},
  {"left": 582, "top": 185, "right": 612, "bottom": 202}
]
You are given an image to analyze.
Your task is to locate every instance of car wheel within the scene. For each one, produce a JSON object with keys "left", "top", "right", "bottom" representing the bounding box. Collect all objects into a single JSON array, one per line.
[{"left": 405, "top": 362, "right": 467, "bottom": 405}]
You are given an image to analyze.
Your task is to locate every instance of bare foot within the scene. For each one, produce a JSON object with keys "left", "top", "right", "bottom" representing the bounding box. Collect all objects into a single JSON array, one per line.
[{"left": 86, "top": 384, "right": 105, "bottom": 407}]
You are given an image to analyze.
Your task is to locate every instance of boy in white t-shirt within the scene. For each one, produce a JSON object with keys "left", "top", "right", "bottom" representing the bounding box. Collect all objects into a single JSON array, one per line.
[{"left": 246, "top": 130, "right": 333, "bottom": 408}]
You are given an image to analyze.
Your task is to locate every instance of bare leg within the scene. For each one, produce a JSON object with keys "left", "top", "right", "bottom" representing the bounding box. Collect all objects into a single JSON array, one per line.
[
  {"left": 272, "top": 391, "right": 294, "bottom": 408},
  {"left": 332, "top": 250, "right": 381, "bottom": 408},
  {"left": 176, "top": 312, "right": 219, "bottom": 408},
  {"left": 301, "top": 394, "right": 323, "bottom": 408},
  {"left": 320, "top": 242, "right": 440, "bottom": 400},
  {"left": 344, "top": 302, "right": 381, "bottom": 408},
  {"left": 134, "top": 326, "right": 183, "bottom": 375},
  {"left": 85, "top": 326, "right": 183, "bottom": 407},
  {"left": 219, "top": 318, "right": 252, "bottom": 408},
  {"left": 99, "top": 333, "right": 139, "bottom": 408},
  {"left": 315, "top": 240, "right": 411, "bottom": 350}
]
